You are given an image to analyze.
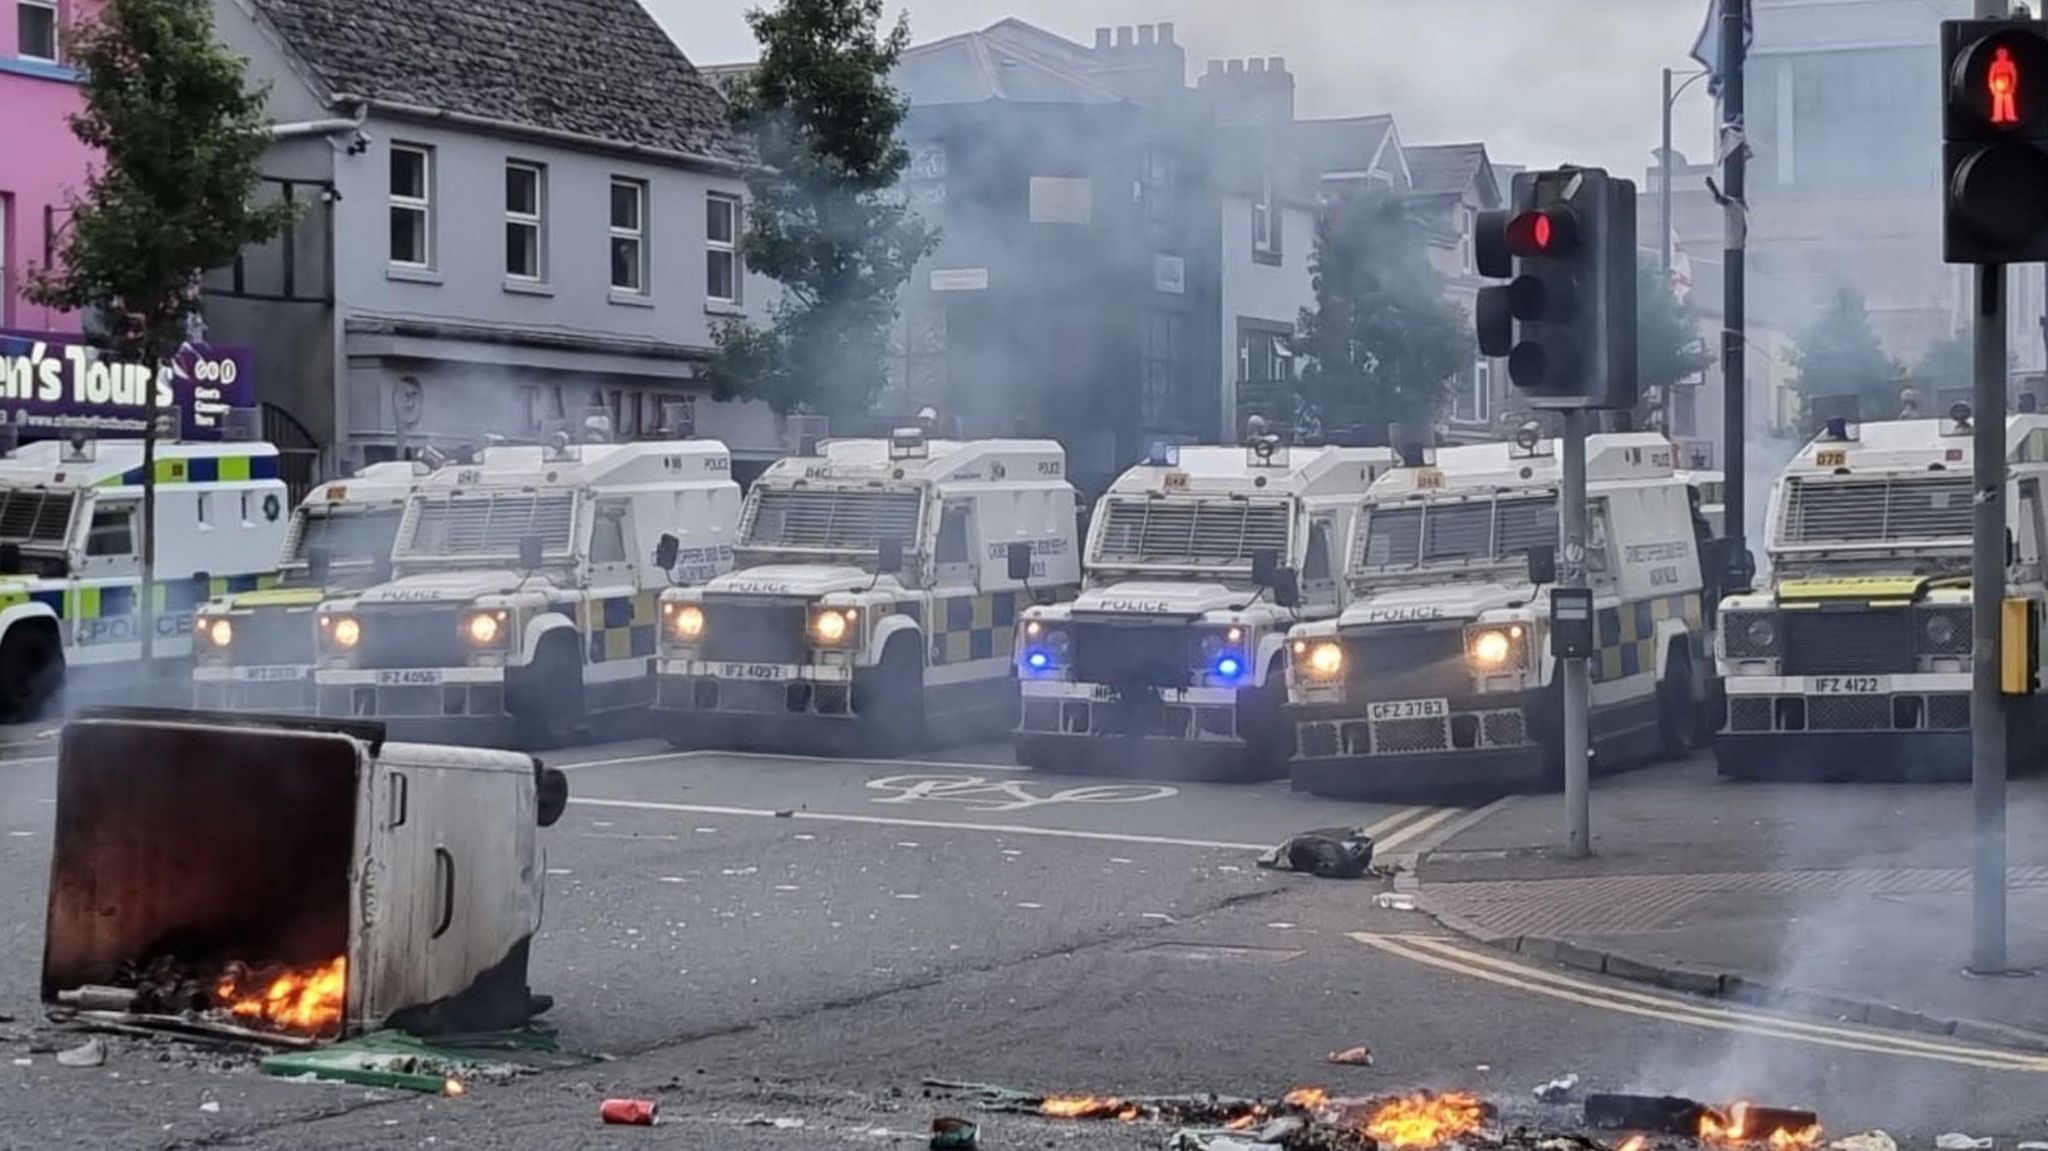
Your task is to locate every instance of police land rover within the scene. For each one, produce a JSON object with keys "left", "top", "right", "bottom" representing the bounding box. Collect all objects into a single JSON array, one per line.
[
  {"left": 0, "top": 433, "right": 290, "bottom": 719},
  {"left": 1012, "top": 435, "right": 1391, "bottom": 780},
  {"left": 192, "top": 461, "right": 423, "bottom": 712},
  {"left": 1288, "top": 430, "right": 1718, "bottom": 797},
  {"left": 312, "top": 434, "right": 740, "bottom": 745},
  {"left": 1715, "top": 407, "right": 2048, "bottom": 781},
  {"left": 654, "top": 428, "right": 1081, "bottom": 753}
]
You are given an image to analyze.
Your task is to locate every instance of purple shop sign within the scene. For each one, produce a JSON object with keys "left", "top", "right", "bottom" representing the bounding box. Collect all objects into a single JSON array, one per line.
[{"left": 0, "top": 330, "right": 255, "bottom": 441}]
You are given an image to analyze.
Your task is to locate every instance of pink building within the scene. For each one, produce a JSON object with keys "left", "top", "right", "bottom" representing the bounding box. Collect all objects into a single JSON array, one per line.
[{"left": 2, "top": 0, "right": 94, "bottom": 334}]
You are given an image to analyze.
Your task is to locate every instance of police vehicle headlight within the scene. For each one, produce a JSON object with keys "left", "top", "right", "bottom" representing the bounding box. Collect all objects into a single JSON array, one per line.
[
  {"left": 203, "top": 618, "right": 233, "bottom": 648},
  {"left": 325, "top": 615, "right": 361, "bottom": 650},
  {"left": 1467, "top": 625, "right": 1525, "bottom": 671},
  {"left": 1293, "top": 639, "right": 1344, "bottom": 679},
  {"left": 464, "top": 611, "right": 506, "bottom": 646},
  {"left": 1020, "top": 621, "right": 1071, "bottom": 672},
  {"left": 812, "top": 607, "right": 858, "bottom": 645},
  {"left": 1742, "top": 615, "right": 1777, "bottom": 653},
  {"left": 665, "top": 603, "right": 706, "bottom": 641},
  {"left": 1924, "top": 612, "right": 1958, "bottom": 648}
]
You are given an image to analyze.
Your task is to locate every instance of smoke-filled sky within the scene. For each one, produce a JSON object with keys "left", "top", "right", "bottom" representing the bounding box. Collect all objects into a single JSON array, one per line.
[{"left": 655, "top": 0, "right": 1721, "bottom": 179}]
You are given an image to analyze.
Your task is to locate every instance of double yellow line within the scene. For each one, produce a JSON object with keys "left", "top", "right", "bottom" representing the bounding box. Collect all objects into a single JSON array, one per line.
[
  {"left": 1360, "top": 806, "right": 1472, "bottom": 855},
  {"left": 1352, "top": 932, "right": 2048, "bottom": 1074}
]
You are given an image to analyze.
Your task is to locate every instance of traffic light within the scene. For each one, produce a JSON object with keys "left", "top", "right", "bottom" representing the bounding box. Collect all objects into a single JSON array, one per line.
[
  {"left": 1473, "top": 166, "right": 1638, "bottom": 410},
  {"left": 1943, "top": 18, "right": 2048, "bottom": 264}
]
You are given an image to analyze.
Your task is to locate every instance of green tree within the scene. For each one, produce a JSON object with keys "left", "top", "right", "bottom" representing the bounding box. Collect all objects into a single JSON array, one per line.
[
  {"left": 1787, "top": 286, "right": 1903, "bottom": 422},
  {"left": 26, "top": 0, "right": 296, "bottom": 661},
  {"left": 1294, "top": 192, "right": 1471, "bottom": 442},
  {"left": 1634, "top": 257, "right": 1712, "bottom": 431},
  {"left": 707, "top": 0, "right": 939, "bottom": 420},
  {"left": 1910, "top": 332, "right": 1970, "bottom": 400}
]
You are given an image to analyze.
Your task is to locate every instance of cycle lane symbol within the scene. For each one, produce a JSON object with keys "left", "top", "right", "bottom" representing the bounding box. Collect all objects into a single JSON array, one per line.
[{"left": 865, "top": 774, "right": 1180, "bottom": 814}]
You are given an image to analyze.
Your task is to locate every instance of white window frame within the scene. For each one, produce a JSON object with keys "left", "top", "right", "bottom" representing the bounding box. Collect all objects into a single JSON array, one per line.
[
  {"left": 388, "top": 143, "right": 434, "bottom": 270},
  {"left": 505, "top": 161, "right": 546, "bottom": 283},
  {"left": 1458, "top": 207, "right": 1476, "bottom": 275},
  {"left": 1252, "top": 177, "right": 1275, "bottom": 254},
  {"left": 706, "top": 192, "right": 740, "bottom": 305},
  {"left": 17, "top": 0, "right": 59, "bottom": 64},
  {"left": 1473, "top": 357, "right": 1492, "bottom": 423},
  {"left": 610, "top": 177, "right": 648, "bottom": 295}
]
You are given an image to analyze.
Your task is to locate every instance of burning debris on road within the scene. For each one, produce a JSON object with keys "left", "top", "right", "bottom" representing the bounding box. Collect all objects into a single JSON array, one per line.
[{"left": 929, "top": 1080, "right": 1836, "bottom": 1151}]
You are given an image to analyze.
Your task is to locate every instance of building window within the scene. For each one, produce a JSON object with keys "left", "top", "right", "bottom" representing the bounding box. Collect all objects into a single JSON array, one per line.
[
  {"left": 1142, "top": 311, "right": 1187, "bottom": 430},
  {"left": 1145, "top": 148, "right": 1179, "bottom": 230},
  {"left": 1453, "top": 357, "right": 1492, "bottom": 424},
  {"left": 1238, "top": 326, "right": 1293, "bottom": 385},
  {"left": 610, "top": 178, "right": 648, "bottom": 294},
  {"left": 17, "top": 0, "right": 58, "bottom": 63},
  {"left": 1458, "top": 207, "right": 1475, "bottom": 275},
  {"left": 1252, "top": 178, "right": 1274, "bottom": 254},
  {"left": 505, "top": 161, "right": 546, "bottom": 282},
  {"left": 706, "top": 192, "right": 740, "bottom": 304},
  {"left": 388, "top": 144, "right": 433, "bottom": 268}
]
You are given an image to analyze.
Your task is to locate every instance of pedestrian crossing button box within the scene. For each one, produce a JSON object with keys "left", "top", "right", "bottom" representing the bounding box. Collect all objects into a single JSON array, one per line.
[{"left": 1551, "top": 586, "right": 1595, "bottom": 659}]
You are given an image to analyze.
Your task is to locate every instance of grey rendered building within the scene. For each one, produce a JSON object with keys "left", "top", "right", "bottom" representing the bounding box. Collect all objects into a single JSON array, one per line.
[{"left": 203, "top": 0, "right": 789, "bottom": 482}]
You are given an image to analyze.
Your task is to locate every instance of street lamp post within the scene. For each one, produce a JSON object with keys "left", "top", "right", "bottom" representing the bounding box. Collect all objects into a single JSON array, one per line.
[{"left": 1659, "top": 66, "right": 1709, "bottom": 439}]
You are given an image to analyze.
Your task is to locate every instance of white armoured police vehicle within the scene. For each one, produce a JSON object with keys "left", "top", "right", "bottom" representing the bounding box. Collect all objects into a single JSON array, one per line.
[
  {"left": 1288, "top": 431, "right": 1718, "bottom": 797},
  {"left": 194, "top": 461, "right": 422, "bottom": 712},
  {"left": 1715, "top": 408, "right": 2048, "bottom": 782},
  {"left": 0, "top": 435, "right": 289, "bottom": 719},
  {"left": 312, "top": 436, "right": 740, "bottom": 745},
  {"left": 654, "top": 428, "right": 1080, "bottom": 753},
  {"left": 1012, "top": 437, "right": 1391, "bottom": 780}
]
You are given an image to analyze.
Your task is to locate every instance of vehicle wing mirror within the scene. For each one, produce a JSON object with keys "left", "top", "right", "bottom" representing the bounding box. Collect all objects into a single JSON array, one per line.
[
  {"left": 519, "top": 534, "right": 544, "bottom": 570},
  {"left": 1526, "top": 544, "right": 1557, "bottom": 586},
  {"left": 654, "top": 532, "right": 680, "bottom": 571},
  {"left": 877, "top": 535, "right": 905, "bottom": 575},
  {"left": 1006, "top": 542, "right": 1033, "bottom": 582},
  {"left": 0, "top": 542, "right": 22, "bottom": 574},
  {"left": 1271, "top": 566, "right": 1301, "bottom": 609},
  {"left": 1250, "top": 548, "right": 1280, "bottom": 587},
  {"left": 306, "top": 545, "right": 333, "bottom": 586}
]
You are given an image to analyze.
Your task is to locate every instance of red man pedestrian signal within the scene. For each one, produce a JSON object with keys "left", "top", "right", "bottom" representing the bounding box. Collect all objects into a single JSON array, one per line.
[
  {"left": 1991, "top": 45, "right": 2021, "bottom": 125},
  {"left": 1943, "top": 19, "right": 2048, "bottom": 263}
]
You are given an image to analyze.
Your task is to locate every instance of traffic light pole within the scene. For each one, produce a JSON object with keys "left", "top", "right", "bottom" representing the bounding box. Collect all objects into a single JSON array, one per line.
[
  {"left": 1972, "top": 259, "right": 2010, "bottom": 975},
  {"left": 1562, "top": 408, "right": 1592, "bottom": 859},
  {"left": 1720, "top": 0, "right": 1748, "bottom": 583}
]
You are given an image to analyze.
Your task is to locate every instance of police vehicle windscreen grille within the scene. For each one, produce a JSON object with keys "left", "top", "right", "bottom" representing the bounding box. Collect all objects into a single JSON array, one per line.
[
  {"left": 1361, "top": 497, "right": 1558, "bottom": 569},
  {"left": 1093, "top": 499, "right": 1291, "bottom": 566},
  {"left": 1778, "top": 475, "right": 1973, "bottom": 545},
  {"left": 398, "top": 492, "right": 577, "bottom": 559},
  {"left": 741, "top": 488, "right": 923, "bottom": 553},
  {"left": 291, "top": 509, "right": 404, "bottom": 565},
  {"left": 1072, "top": 624, "right": 1192, "bottom": 689},
  {"left": 0, "top": 488, "right": 76, "bottom": 548}
]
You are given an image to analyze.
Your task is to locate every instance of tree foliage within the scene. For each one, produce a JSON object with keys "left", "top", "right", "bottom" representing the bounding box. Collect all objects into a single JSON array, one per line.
[
  {"left": 1293, "top": 192, "right": 1471, "bottom": 443},
  {"left": 707, "top": 0, "right": 939, "bottom": 420},
  {"left": 1634, "top": 256, "right": 1712, "bottom": 430},
  {"left": 1787, "top": 286, "right": 1903, "bottom": 421},
  {"left": 25, "top": 0, "right": 295, "bottom": 657}
]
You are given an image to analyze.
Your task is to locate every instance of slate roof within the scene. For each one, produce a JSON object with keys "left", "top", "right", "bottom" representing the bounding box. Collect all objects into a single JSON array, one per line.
[
  {"left": 893, "top": 26, "right": 1129, "bottom": 106},
  {"left": 1405, "top": 143, "right": 1488, "bottom": 198},
  {"left": 250, "top": 0, "right": 745, "bottom": 165},
  {"left": 1291, "top": 115, "right": 1406, "bottom": 188}
]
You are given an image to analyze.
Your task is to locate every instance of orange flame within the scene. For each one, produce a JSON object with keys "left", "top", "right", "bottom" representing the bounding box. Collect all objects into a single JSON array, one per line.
[
  {"left": 1698, "top": 1103, "right": 1822, "bottom": 1150},
  {"left": 1041, "top": 1096, "right": 1124, "bottom": 1120},
  {"left": 1364, "top": 1092, "right": 1486, "bottom": 1149},
  {"left": 214, "top": 956, "right": 346, "bottom": 1034},
  {"left": 1285, "top": 1087, "right": 1331, "bottom": 1110},
  {"left": 1618, "top": 1137, "right": 1647, "bottom": 1151},
  {"left": 444, "top": 1079, "right": 466, "bottom": 1097},
  {"left": 1226, "top": 1114, "right": 1258, "bottom": 1130}
]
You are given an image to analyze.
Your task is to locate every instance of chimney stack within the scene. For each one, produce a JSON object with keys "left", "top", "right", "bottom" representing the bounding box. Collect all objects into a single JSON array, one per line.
[
  {"left": 1227, "top": 58, "right": 1244, "bottom": 73},
  {"left": 1196, "top": 56, "right": 1298, "bottom": 127},
  {"left": 1094, "top": 27, "right": 1111, "bottom": 49},
  {"left": 1115, "top": 25, "right": 1134, "bottom": 47},
  {"left": 1159, "top": 22, "right": 1176, "bottom": 44},
  {"left": 1138, "top": 24, "right": 1156, "bottom": 46},
  {"left": 1249, "top": 58, "right": 1266, "bottom": 73},
  {"left": 1205, "top": 59, "right": 1224, "bottom": 76}
]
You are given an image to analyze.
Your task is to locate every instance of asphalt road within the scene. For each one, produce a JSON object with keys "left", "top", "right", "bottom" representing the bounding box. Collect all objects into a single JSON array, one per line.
[{"left": 0, "top": 730, "right": 2042, "bottom": 1149}]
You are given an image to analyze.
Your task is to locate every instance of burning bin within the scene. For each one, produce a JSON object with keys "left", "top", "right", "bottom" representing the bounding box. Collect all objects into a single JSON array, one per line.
[{"left": 41, "top": 708, "right": 568, "bottom": 1043}]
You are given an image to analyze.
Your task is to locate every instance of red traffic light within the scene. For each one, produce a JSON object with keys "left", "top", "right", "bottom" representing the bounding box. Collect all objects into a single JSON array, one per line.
[
  {"left": 1954, "top": 28, "right": 2048, "bottom": 132},
  {"left": 1506, "top": 209, "right": 1576, "bottom": 257},
  {"left": 1991, "top": 45, "right": 2020, "bottom": 124}
]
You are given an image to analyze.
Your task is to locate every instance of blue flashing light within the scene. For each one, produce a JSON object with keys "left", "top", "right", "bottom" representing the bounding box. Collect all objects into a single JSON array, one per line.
[
  {"left": 1026, "top": 650, "right": 1052, "bottom": 671},
  {"left": 1825, "top": 416, "right": 1848, "bottom": 441},
  {"left": 1214, "top": 656, "right": 1244, "bottom": 680}
]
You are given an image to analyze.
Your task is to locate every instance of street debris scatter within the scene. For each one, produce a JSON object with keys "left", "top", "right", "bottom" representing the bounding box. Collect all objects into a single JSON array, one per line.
[
  {"left": 1329, "top": 1045, "right": 1375, "bottom": 1066},
  {"left": 56, "top": 1037, "right": 106, "bottom": 1068},
  {"left": 199, "top": 1100, "right": 221, "bottom": 1114},
  {"left": 1260, "top": 829, "right": 1375, "bottom": 879},
  {"left": 1374, "top": 893, "right": 1418, "bottom": 911},
  {"left": 601, "top": 1098, "right": 660, "bottom": 1126},
  {"left": 746, "top": 1115, "right": 806, "bottom": 1129},
  {"left": 1533, "top": 1075, "right": 1580, "bottom": 1104},
  {"left": 930, "top": 1116, "right": 979, "bottom": 1150},
  {"left": 1934, "top": 1137, "right": 1992, "bottom": 1151}
]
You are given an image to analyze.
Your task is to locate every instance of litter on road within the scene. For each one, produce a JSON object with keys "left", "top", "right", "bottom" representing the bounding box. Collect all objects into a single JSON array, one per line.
[
  {"left": 1328, "top": 1046, "right": 1374, "bottom": 1066},
  {"left": 601, "top": 1098, "right": 660, "bottom": 1126},
  {"left": 1533, "top": 1075, "right": 1580, "bottom": 1104},
  {"left": 930, "top": 1116, "right": 979, "bottom": 1150},
  {"left": 56, "top": 1037, "right": 106, "bottom": 1067},
  {"left": 1935, "top": 1137, "right": 1992, "bottom": 1151},
  {"left": 1259, "top": 829, "right": 1374, "bottom": 880},
  {"left": 1829, "top": 1133, "right": 1898, "bottom": 1151}
]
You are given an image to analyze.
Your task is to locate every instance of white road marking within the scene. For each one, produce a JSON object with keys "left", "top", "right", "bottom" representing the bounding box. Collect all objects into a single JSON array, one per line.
[
  {"left": 567, "top": 795, "right": 1275, "bottom": 852},
  {"left": 1395, "top": 795, "right": 1514, "bottom": 857},
  {"left": 1372, "top": 807, "right": 1465, "bottom": 854}
]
